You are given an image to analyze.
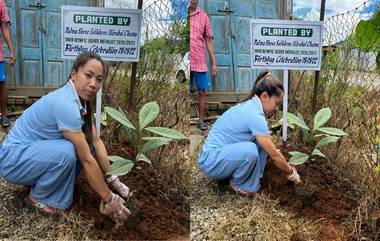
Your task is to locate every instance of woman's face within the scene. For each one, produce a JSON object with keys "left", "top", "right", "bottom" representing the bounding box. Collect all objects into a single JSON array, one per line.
[
  {"left": 71, "top": 58, "right": 104, "bottom": 101},
  {"left": 260, "top": 92, "right": 283, "bottom": 117}
]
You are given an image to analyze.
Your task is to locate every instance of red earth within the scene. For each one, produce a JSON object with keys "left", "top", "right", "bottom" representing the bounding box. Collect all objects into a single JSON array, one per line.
[
  {"left": 71, "top": 146, "right": 190, "bottom": 240},
  {"left": 260, "top": 148, "right": 356, "bottom": 241}
]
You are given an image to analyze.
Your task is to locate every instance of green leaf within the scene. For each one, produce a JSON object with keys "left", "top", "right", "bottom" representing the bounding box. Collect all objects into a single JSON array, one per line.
[
  {"left": 108, "top": 155, "right": 131, "bottom": 163},
  {"left": 313, "top": 133, "right": 328, "bottom": 139},
  {"left": 107, "top": 158, "right": 134, "bottom": 176},
  {"left": 311, "top": 148, "right": 326, "bottom": 158},
  {"left": 285, "top": 112, "right": 310, "bottom": 131},
  {"left": 313, "top": 108, "right": 331, "bottom": 132},
  {"left": 318, "top": 127, "right": 347, "bottom": 136},
  {"left": 142, "top": 136, "right": 173, "bottom": 142},
  {"left": 104, "top": 106, "right": 136, "bottom": 130},
  {"left": 141, "top": 139, "right": 170, "bottom": 153},
  {"left": 145, "top": 127, "right": 187, "bottom": 140},
  {"left": 136, "top": 153, "right": 152, "bottom": 164},
  {"left": 288, "top": 151, "right": 309, "bottom": 165},
  {"left": 375, "top": 165, "right": 380, "bottom": 173},
  {"left": 315, "top": 136, "right": 340, "bottom": 149},
  {"left": 139, "top": 101, "right": 160, "bottom": 131}
]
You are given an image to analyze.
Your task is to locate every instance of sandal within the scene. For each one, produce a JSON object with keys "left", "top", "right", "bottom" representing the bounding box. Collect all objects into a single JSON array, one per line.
[
  {"left": 228, "top": 184, "right": 255, "bottom": 197},
  {"left": 25, "top": 194, "right": 62, "bottom": 216}
]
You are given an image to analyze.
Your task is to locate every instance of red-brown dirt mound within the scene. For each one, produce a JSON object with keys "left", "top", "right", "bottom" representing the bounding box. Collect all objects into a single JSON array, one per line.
[
  {"left": 71, "top": 150, "right": 190, "bottom": 240},
  {"left": 261, "top": 153, "right": 355, "bottom": 241}
]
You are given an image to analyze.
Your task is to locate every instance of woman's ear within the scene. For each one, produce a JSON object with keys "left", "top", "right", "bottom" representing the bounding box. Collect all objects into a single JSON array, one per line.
[
  {"left": 260, "top": 91, "right": 270, "bottom": 102},
  {"left": 70, "top": 69, "right": 77, "bottom": 81}
]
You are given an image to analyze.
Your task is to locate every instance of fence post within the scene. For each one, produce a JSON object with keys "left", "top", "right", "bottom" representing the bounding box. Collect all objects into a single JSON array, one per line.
[
  {"left": 312, "top": 0, "right": 326, "bottom": 113},
  {"left": 128, "top": 0, "right": 143, "bottom": 109}
]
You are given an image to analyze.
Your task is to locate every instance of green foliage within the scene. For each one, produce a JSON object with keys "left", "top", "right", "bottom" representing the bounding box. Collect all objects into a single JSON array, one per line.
[
  {"left": 286, "top": 107, "right": 347, "bottom": 165},
  {"left": 105, "top": 101, "right": 187, "bottom": 176},
  {"left": 353, "top": 9, "right": 380, "bottom": 52},
  {"left": 353, "top": 8, "right": 380, "bottom": 69}
]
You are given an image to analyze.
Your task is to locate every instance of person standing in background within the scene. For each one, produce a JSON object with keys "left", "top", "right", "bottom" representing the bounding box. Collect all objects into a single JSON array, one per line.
[
  {"left": 0, "top": 0, "right": 15, "bottom": 128},
  {"left": 189, "top": 0, "right": 217, "bottom": 130}
]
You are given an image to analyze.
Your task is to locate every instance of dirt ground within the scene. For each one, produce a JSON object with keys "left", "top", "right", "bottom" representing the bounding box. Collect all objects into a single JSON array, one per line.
[{"left": 73, "top": 161, "right": 189, "bottom": 240}]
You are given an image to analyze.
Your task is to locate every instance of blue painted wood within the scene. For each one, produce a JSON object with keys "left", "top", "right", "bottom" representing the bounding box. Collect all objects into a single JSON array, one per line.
[
  {"left": 201, "top": 0, "right": 234, "bottom": 92},
  {"left": 4, "top": 0, "right": 92, "bottom": 89},
  {"left": 202, "top": 0, "right": 282, "bottom": 93},
  {"left": 20, "top": 1, "right": 44, "bottom": 86}
]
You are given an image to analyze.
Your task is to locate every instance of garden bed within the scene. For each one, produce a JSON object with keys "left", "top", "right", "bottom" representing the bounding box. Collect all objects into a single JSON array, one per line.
[
  {"left": 72, "top": 145, "right": 190, "bottom": 240},
  {"left": 261, "top": 152, "right": 355, "bottom": 241}
]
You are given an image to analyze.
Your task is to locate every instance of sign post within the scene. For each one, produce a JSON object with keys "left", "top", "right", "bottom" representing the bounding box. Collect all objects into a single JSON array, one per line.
[
  {"left": 250, "top": 19, "right": 323, "bottom": 141},
  {"left": 61, "top": 6, "right": 142, "bottom": 137}
]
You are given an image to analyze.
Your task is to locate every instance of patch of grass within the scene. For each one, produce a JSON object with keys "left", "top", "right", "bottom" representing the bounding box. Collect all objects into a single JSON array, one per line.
[
  {"left": 0, "top": 178, "right": 96, "bottom": 240},
  {"left": 208, "top": 193, "right": 318, "bottom": 241}
]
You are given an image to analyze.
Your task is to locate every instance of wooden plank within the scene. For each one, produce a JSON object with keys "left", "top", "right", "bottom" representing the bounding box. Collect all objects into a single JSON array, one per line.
[
  {"left": 7, "top": 86, "right": 58, "bottom": 97},
  {"left": 191, "top": 92, "right": 248, "bottom": 103}
]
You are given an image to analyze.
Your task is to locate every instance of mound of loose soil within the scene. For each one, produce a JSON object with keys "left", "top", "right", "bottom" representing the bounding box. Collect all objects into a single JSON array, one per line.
[
  {"left": 71, "top": 149, "right": 189, "bottom": 240},
  {"left": 261, "top": 152, "right": 356, "bottom": 241}
]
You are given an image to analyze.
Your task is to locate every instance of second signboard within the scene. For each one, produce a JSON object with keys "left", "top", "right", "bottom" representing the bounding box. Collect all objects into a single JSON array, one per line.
[{"left": 251, "top": 19, "right": 323, "bottom": 70}]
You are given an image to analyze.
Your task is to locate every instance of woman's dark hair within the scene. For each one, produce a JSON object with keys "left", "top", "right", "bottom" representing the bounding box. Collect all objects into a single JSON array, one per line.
[
  {"left": 242, "top": 70, "right": 284, "bottom": 102},
  {"left": 67, "top": 51, "right": 107, "bottom": 144}
]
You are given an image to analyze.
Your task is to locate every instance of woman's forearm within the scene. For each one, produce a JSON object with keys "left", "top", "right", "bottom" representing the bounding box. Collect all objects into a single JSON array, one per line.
[
  {"left": 270, "top": 151, "right": 293, "bottom": 175},
  {"left": 92, "top": 138, "right": 110, "bottom": 174},
  {"left": 81, "top": 154, "right": 110, "bottom": 201}
]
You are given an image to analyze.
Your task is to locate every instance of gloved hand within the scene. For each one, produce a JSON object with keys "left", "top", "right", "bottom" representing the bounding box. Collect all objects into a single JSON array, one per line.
[
  {"left": 99, "top": 191, "right": 131, "bottom": 222},
  {"left": 287, "top": 165, "right": 301, "bottom": 184},
  {"left": 106, "top": 175, "right": 130, "bottom": 198}
]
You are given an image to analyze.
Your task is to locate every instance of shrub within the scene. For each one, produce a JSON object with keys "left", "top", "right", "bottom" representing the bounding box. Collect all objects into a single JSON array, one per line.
[
  {"left": 104, "top": 101, "right": 187, "bottom": 176},
  {"left": 286, "top": 107, "right": 347, "bottom": 165}
]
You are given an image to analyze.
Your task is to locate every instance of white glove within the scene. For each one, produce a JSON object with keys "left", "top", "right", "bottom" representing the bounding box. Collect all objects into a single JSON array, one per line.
[
  {"left": 287, "top": 166, "right": 301, "bottom": 184},
  {"left": 106, "top": 175, "right": 130, "bottom": 198},
  {"left": 99, "top": 191, "right": 131, "bottom": 222}
]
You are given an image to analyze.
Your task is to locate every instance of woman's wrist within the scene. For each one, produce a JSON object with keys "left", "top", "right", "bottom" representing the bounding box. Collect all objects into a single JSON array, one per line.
[
  {"left": 102, "top": 189, "right": 112, "bottom": 203},
  {"left": 287, "top": 165, "right": 293, "bottom": 176}
]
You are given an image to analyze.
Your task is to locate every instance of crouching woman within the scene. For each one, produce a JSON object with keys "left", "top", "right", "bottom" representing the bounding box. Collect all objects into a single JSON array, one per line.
[
  {"left": 198, "top": 71, "right": 301, "bottom": 195},
  {"left": 0, "top": 51, "right": 130, "bottom": 221}
]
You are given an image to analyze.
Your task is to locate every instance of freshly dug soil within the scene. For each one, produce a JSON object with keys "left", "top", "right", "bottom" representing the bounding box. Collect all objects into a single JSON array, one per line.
[
  {"left": 71, "top": 153, "right": 189, "bottom": 240},
  {"left": 261, "top": 153, "right": 355, "bottom": 241}
]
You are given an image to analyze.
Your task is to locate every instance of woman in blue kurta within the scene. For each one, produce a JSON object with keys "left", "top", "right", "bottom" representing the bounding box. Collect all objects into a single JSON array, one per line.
[
  {"left": 199, "top": 71, "right": 301, "bottom": 195},
  {"left": 0, "top": 52, "right": 130, "bottom": 221}
]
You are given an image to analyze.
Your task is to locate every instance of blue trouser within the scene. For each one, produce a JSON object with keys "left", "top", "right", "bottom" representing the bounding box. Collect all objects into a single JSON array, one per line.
[
  {"left": 199, "top": 142, "right": 267, "bottom": 192},
  {"left": 0, "top": 139, "right": 82, "bottom": 209}
]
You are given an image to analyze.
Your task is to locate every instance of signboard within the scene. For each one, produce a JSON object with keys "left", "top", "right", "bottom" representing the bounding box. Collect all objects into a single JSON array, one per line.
[
  {"left": 62, "top": 6, "right": 142, "bottom": 61},
  {"left": 251, "top": 19, "right": 323, "bottom": 70}
]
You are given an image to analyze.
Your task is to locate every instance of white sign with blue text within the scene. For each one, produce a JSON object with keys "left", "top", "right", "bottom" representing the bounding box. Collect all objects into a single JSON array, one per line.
[
  {"left": 251, "top": 19, "right": 323, "bottom": 70},
  {"left": 62, "top": 6, "right": 142, "bottom": 61}
]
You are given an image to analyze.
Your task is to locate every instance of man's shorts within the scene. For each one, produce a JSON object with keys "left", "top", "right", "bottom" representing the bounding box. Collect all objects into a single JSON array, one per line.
[
  {"left": 0, "top": 62, "right": 7, "bottom": 82},
  {"left": 190, "top": 71, "right": 209, "bottom": 92}
]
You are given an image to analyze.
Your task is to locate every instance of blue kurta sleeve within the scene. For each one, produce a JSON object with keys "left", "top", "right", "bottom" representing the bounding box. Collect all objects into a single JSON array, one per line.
[
  {"left": 53, "top": 100, "right": 82, "bottom": 132},
  {"left": 247, "top": 113, "right": 269, "bottom": 137}
]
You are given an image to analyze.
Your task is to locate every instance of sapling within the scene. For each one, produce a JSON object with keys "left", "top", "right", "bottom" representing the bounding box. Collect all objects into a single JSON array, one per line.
[
  {"left": 104, "top": 101, "right": 187, "bottom": 176},
  {"left": 286, "top": 107, "right": 347, "bottom": 165}
]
